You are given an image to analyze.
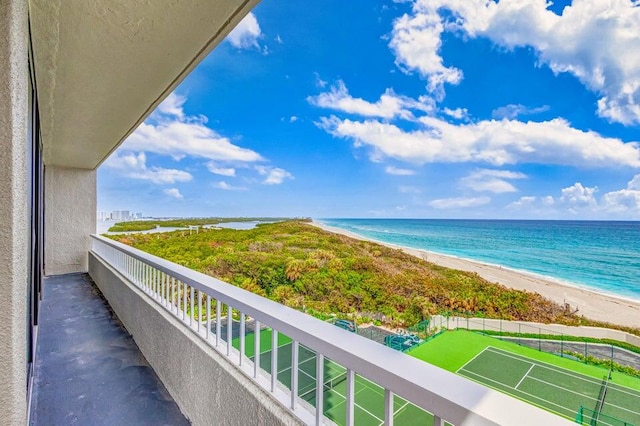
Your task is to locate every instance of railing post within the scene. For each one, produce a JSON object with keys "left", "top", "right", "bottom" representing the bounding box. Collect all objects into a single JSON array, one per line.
[
  {"left": 271, "top": 329, "right": 278, "bottom": 392},
  {"left": 198, "top": 290, "right": 202, "bottom": 333},
  {"left": 206, "top": 294, "right": 211, "bottom": 340},
  {"left": 239, "top": 313, "right": 245, "bottom": 365},
  {"left": 227, "top": 305, "right": 233, "bottom": 356},
  {"left": 346, "top": 369, "right": 355, "bottom": 426},
  {"left": 190, "top": 285, "right": 195, "bottom": 327},
  {"left": 433, "top": 415, "right": 444, "bottom": 426},
  {"left": 290, "top": 340, "right": 298, "bottom": 409},
  {"left": 171, "top": 277, "right": 176, "bottom": 313},
  {"left": 384, "top": 388, "right": 394, "bottom": 425},
  {"left": 315, "top": 353, "right": 324, "bottom": 426},
  {"left": 183, "top": 282, "right": 187, "bottom": 321},
  {"left": 254, "top": 320, "right": 261, "bottom": 379},
  {"left": 163, "top": 274, "right": 170, "bottom": 307},
  {"left": 216, "top": 300, "right": 221, "bottom": 347}
]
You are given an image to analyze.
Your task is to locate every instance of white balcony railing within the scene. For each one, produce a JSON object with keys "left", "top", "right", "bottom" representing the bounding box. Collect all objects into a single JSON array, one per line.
[{"left": 90, "top": 234, "right": 572, "bottom": 426}]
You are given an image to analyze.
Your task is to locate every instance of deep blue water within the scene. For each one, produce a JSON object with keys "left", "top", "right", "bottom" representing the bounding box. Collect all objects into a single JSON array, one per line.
[{"left": 318, "top": 219, "right": 640, "bottom": 301}]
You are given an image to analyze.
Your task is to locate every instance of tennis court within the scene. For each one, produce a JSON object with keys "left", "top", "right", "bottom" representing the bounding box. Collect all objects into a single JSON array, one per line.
[
  {"left": 238, "top": 329, "right": 434, "bottom": 426},
  {"left": 457, "top": 347, "right": 640, "bottom": 425}
]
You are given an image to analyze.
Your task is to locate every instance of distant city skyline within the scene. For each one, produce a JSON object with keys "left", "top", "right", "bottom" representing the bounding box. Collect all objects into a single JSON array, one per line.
[
  {"left": 98, "top": 0, "right": 640, "bottom": 220},
  {"left": 98, "top": 210, "right": 143, "bottom": 222}
]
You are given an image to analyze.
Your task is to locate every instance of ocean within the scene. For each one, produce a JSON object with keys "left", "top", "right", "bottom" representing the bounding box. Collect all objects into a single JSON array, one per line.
[{"left": 318, "top": 219, "right": 640, "bottom": 302}]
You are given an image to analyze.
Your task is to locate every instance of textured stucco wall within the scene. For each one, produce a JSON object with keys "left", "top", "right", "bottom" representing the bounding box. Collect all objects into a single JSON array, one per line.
[
  {"left": 45, "top": 166, "right": 96, "bottom": 275},
  {"left": 89, "top": 253, "right": 303, "bottom": 426},
  {"left": 0, "top": 0, "right": 29, "bottom": 424}
]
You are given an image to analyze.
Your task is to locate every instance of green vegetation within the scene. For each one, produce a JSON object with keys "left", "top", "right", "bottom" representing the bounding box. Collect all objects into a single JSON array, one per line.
[
  {"left": 108, "top": 222, "right": 158, "bottom": 232},
  {"left": 563, "top": 351, "right": 640, "bottom": 379},
  {"left": 108, "top": 220, "right": 621, "bottom": 329},
  {"left": 107, "top": 217, "right": 297, "bottom": 232}
]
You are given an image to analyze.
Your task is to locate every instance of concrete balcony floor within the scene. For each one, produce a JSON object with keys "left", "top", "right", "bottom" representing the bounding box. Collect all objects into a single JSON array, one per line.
[{"left": 30, "top": 273, "right": 190, "bottom": 426}]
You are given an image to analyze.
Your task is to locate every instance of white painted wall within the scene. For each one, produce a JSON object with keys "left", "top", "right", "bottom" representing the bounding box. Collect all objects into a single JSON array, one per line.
[
  {"left": 45, "top": 166, "right": 96, "bottom": 275},
  {"left": 0, "top": 0, "right": 29, "bottom": 423}
]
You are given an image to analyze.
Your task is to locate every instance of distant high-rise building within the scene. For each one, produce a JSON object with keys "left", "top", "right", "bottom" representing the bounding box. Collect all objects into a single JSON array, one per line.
[
  {"left": 98, "top": 211, "right": 109, "bottom": 221},
  {"left": 111, "top": 210, "right": 130, "bottom": 221}
]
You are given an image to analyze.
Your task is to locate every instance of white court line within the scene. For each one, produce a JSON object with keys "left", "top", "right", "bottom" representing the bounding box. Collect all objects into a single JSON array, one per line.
[
  {"left": 525, "top": 375, "right": 599, "bottom": 402},
  {"left": 463, "top": 349, "right": 640, "bottom": 423},
  {"left": 258, "top": 339, "right": 293, "bottom": 357},
  {"left": 312, "top": 377, "right": 384, "bottom": 423},
  {"left": 455, "top": 346, "right": 494, "bottom": 374},
  {"left": 458, "top": 368, "right": 575, "bottom": 418},
  {"left": 515, "top": 364, "right": 535, "bottom": 390},
  {"left": 485, "top": 347, "right": 605, "bottom": 386},
  {"left": 485, "top": 347, "right": 613, "bottom": 389}
]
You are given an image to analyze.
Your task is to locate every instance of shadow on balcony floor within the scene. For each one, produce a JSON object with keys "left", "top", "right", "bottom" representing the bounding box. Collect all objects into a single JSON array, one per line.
[{"left": 30, "top": 273, "right": 190, "bottom": 426}]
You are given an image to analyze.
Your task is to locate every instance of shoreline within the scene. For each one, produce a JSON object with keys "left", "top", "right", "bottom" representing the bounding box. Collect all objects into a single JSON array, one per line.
[{"left": 310, "top": 221, "right": 640, "bottom": 329}]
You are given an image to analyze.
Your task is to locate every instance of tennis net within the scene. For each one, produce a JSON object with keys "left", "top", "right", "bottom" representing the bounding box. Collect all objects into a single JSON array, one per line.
[
  {"left": 592, "top": 370, "right": 612, "bottom": 425},
  {"left": 299, "top": 371, "right": 348, "bottom": 401}
]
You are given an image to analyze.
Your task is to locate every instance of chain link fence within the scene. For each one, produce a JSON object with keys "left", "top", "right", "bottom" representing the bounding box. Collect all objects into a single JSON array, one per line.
[{"left": 429, "top": 315, "right": 640, "bottom": 374}]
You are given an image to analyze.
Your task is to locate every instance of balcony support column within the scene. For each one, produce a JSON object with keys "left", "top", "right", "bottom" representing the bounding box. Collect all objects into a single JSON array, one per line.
[
  {"left": 44, "top": 166, "right": 96, "bottom": 275},
  {"left": 0, "top": 0, "right": 29, "bottom": 423}
]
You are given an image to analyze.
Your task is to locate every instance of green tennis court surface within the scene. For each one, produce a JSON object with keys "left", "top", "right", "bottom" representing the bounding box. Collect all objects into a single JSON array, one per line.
[
  {"left": 235, "top": 328, "right": 436, "bottom": 426},
  {"left": 459, "top": 347, "right": 640, "bottom": 425},
  {"left": 409, "top": 330, "right": 640, "bottom": 425}
]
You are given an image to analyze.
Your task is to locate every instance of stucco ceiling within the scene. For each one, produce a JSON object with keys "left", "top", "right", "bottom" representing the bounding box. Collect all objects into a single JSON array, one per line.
[{"left": 29, "top": 0, "right": 259, "bottom": 169}]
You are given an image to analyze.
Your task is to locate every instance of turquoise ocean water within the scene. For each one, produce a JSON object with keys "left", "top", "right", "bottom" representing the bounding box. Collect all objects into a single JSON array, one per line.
[{"left": 318, "top": 219, "right": 640, "bottom": 302}]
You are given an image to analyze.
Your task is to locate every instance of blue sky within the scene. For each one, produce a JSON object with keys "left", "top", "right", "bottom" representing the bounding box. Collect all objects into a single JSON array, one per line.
[{"left": 98, "top": 0, "right": 640, "bottom": 220}]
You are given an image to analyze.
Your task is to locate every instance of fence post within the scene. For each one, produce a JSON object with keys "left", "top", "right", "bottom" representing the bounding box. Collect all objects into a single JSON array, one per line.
[
  {"left": 560, "top": 334, "right": 564, "bottom": 357},
  {"left": 611, "top": 344, "right": 614, "bottom": 365},
  {"left": 518, "top": 324, "right": 521, "bottom": 346},
  {"left": 538, "top": 328, "right": 541, "bottom": 352}
]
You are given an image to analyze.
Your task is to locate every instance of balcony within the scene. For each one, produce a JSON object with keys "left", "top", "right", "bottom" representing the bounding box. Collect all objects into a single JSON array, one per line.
[
  {"left": 29, "top": 273, "right": 189, "bottom": 425},
  {"left": 27, "top": 234, "right": 574, "bottom": 425}
]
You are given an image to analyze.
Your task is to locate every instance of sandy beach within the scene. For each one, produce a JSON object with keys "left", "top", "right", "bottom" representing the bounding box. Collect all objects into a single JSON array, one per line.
[{"left": 310, "top": 221, "right": 640, "bottom": 329}]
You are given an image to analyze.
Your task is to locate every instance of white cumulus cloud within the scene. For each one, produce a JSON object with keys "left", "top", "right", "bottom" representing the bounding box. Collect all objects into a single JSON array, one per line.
[
  {"left": 104, "top": 152, "right": 193, "bottom": 184},
  {"left": 206, "top": 162, "right": 236, "bottom": 177},
  {"left": 628, "top": 174, "right": 640, "bottom": 190},
  {"left": 122, "top": 93, "right": 263, "bottom": 163},
  {"left": 560, "top": 182, "right": 598, "bottom": 207},
  {"left": 511, "top": 175, "right": 640, "bottom": 218},
  {"left": 601, "top": 174, "right": 640, "bottom": 213},
  {"left": 227, "top": 12, "right": 262, "bottom": 50},
  {"left": 492, "top": 104, "right": 550, "bottom": 120},
  {"left": 163, "top": 188, "right": 183, "bottom": 200},
  {"left": 392, "top": 0, "right": 640, "bottom": 125},
  {"left": 317, "top": 114, "right": 640, "bottom": 168},
  {"left": 460, "top": 169, "right": 527, "bottom": 193},
  {"left": 429, "top": 196, "right": 490, "bottom": 209},
  {"left": 385, "top": 166, "right": 416, "bottom": 175},
  {"left": 256, "top": 166, "right": 294, "bottom": 185},
  {"left": 443, "top": 107, "right": 468, "bottom": 120},
  {"left": 389, "top": 9, "right": 463, "bottom": 99},
  {"left": 214, "top": 181, "right": 247, "bottom": 191},
  {"left": 508, "top": 196, "right": 537, "bottom": 209},
  {"left": 307, "top": 80, "right": 433, "bottom": 120}
]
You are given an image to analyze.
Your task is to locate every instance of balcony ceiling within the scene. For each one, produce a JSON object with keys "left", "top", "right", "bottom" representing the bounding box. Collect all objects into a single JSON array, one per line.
[{"left": 29, "top": 0, "right": 259, "bottom": 169}]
